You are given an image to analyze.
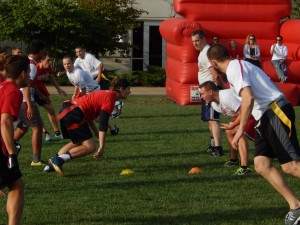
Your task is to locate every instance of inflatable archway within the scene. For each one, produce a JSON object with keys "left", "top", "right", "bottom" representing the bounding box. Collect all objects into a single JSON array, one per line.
[{"left": 160, "top": 0, "right": 300, "bottom": 105}]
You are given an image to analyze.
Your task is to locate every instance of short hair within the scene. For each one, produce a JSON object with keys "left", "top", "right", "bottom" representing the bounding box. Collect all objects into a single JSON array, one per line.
[
  {"left": 191, "top": 30, "right": 205, "bottom": 38},
  {"left": 207, "top": 44, "right": 231, "bottom": 62},
  {"left": 0, "top": 52, "right": 10, "bottom": 71},
  {"left": 110, "top": 77, "right": 130, "bottom": 92},
  {"left": 5, "top": 55, "right": 30, "bottom": 79},
  {"left": 41, "top": 51, "right": 51, "bottom": 60},
  {"left": 62, "top": 55, "right": 73, "bottom": 62},
  {"left": 27, "top": 40, "right": 45, "bottom": 54},
  {"left": 199, "top": 81, "right": 218, "bottom": 91}
]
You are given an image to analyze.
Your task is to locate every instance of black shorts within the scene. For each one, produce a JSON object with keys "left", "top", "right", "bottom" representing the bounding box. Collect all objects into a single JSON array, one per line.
[
  {"left": 34, "top": 88, "right": 50, "bottom": 106},
  {"left": 255, "top": 102, "right": 300, "bottom": 164},
  {"left": 59, "top": 102, "right": 93, "bottom": 144},
  {"left": 200, "top": 98, "right": 220, "bottom": 122},
  {"left": 0, "top": 142, "right": 22, "bottom": 189}
]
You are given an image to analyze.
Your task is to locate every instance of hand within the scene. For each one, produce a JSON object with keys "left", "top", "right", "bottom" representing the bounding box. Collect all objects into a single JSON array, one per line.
[
  {"left": 26, "top": 105, "right": 33, "bottom": 120},
  {"left": 0, "top": 190, "right": 5, "bottom": 196},
  {"left": 57, "top": 71, "right": 65, "bottom": 77},
  {"left": 58, "top": 89, "right": 67, "bottom": 97},
  {"left": 231, "top": 129, "right": 244, "bottom": 150},
  {"left": 93, "top": 148, "right": 104, "bottom": 160},
  {"left": 220, "top": 123, "right": 233, "bottom": 130},
  {"left": 8, "top": 154, "right": 19, "bottom": 169}
]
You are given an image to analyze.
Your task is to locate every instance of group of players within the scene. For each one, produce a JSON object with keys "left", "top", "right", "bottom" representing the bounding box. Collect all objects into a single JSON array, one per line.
[
  {"left": 0, "top": 40, "right": 130, "bottom": 225},
  {"left": 192, "top": 30, "right": 300, "bottom": 225}
]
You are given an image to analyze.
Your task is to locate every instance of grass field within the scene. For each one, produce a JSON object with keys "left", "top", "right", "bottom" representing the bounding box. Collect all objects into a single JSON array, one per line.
[{"left": 1, "top": 94, "right": 300, "bottom": 225}]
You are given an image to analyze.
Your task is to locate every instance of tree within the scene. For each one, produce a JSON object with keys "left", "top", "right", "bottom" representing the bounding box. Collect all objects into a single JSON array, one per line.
[
  {"left": 0, "top": 0, "right": 146, "bottom": 57},
  {"left": 292, "top": 0, "right": 300, "bottom": 19}
]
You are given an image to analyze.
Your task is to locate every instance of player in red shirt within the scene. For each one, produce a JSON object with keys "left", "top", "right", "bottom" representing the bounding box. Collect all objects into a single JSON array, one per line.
[
  {"left": 0, "top": 55, "right": 30, "bottom": 225},
  {"left": 32, "top": 52, "right": 67, "bottom": 141},
  {"left": 45, "top": 78, "right": 131, "bottom": 176}
]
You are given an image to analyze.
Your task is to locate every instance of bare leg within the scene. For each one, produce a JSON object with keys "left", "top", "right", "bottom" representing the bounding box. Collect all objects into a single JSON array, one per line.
[
  {"left": 31, "top": 125, "right": 43, "bottom": 160},
  {"left": 43, "top": 104, "right": 60, "bottom": 132},
  {"left": 58, "top": 138, "right": 96, "bottom": 159},
  {"left": 14, "top": 127, "right": 29, "bottom": 141},
  {"left": 255, "top": 156, "right": 300, "bottom": 209},
  {"left": 7, "top": 178, "right": 24, "bottom": 225},
  {"left": 209, "top": 120, "right": 221, "bottom": 146}
]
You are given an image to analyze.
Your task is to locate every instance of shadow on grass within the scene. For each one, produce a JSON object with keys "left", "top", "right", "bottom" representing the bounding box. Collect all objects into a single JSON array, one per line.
[
  {"left": 72, "top": 206, "right": 286, "bottom": 225},
  {"left": 121, "top": 113, "right": 198, "bottom": 119}
]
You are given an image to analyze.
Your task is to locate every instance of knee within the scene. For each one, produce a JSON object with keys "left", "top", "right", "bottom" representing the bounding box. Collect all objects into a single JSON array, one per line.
[
  {"left": 254, "top": 160, "right": 271, "bottom": 175},
  {"left": 281, "top": 162, "right": 299, "bottom": 175}
]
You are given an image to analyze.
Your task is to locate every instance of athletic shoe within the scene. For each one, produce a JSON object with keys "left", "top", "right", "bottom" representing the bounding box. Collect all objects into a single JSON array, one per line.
[
  {"left": 49, "top": 156, "right": 65, "bottom": 176},
  {"left": 210, "top": 146, "right": 224, "bottom": 157},
  {"left": 31, "top": 160, "right": 47, "bottom": 166},
  {"left": 224, "top": 160, "right": 239, "bottom": 167},
  {"left": 204, "top": 145, "right": 214, "bottom": 153},
  {"left": 285, "top": 208, "right": 300, "bottom": 225},
  {"left": 110, "top": 126, "right": 119, "bottom": 135},
  {"left": 45, "top": 136, "right": 52, "bottom": 142},
  {"left": 43, "top": 164, "right": 55, "bottom": 173},
  {"left": 234, "top": 167, "right": 252, "bottom": 176},
  {"left": 54, "top": 134, "right": 63, "bottom": 139},
  {"left": 14, "top": 140, "right": 21, "bottom": 155}
]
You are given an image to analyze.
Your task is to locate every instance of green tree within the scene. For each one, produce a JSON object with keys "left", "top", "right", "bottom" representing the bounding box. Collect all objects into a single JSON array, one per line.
[
  {"left": 292, "top": 0, "right": 300, "bottom": 19},
  {"left": 0, "top": 0, "right": 146, "bottom": 57}
]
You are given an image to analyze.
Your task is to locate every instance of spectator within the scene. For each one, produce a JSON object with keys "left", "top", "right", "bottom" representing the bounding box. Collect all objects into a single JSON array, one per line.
[
  {"left": 243, "top": 34, "right": 261, "bottom": 68},
  {"left": 270, "top": 35, "right": 288, "bottom": 83}
]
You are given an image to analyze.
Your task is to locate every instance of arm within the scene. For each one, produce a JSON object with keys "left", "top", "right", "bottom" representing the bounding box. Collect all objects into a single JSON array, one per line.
[
  {"left": 23, "top": 82, "right": 33, "bottom": 120},
  {"left": 221, "top": 114, "right": 241, "bottom": 130},
  {"left": 95, "top": 62, "right": 103, "bottom": 84},
  {"left": 208, "top": 67, "right": 224, "bottom": 89},
  {"left": 243, "top": 45, "right": 250, "bottom": 58},
  {"left": 232, "top": 87, "right": 254, "bottom": 149},
  {"left": 270, "top": 44, "right": 275, "bottom": 55},
  {"left": 49, "top": 74, "right": 67, "bottom": 96},
  {"left": 1, "top": 113, "right": 16, "bottom": 155},
  {"left": 93, "top": 110, "right": 110, "bottom": 160}
]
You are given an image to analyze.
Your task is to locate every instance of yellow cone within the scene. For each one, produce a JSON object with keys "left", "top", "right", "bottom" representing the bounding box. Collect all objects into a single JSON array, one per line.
[{"left": 120, "top": 169, "right": 134, "bottom": 175}]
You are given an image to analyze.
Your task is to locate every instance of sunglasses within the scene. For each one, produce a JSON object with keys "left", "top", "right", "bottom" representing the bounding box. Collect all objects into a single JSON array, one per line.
[
  {"left": 277, "top": 39, "right": 282, "bottom": 41},
  {"left": 249, "top": 38, "right": 255, "bottom": 40}
]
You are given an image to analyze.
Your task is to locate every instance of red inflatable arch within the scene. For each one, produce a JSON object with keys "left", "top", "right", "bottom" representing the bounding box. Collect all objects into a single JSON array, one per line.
[{"left": 160, "top": 0, "right": 300, "bottom": 105}]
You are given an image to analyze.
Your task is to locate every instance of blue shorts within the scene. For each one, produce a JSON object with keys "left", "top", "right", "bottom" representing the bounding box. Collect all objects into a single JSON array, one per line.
[{"left": 201, "top": 98, "right": 220, "bottom": 122}]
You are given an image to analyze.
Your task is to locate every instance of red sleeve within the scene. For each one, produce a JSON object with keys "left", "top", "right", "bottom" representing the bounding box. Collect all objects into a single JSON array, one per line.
[{"left": 1, "top": 91, "right": 23, "bottom": 121}]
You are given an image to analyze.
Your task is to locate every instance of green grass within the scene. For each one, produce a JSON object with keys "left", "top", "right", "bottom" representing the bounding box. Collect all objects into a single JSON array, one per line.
[{"left": 1, "top": 95, "right": 300, "bottom": 225}]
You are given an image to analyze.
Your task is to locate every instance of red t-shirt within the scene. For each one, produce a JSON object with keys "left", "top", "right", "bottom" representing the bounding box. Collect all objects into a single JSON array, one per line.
[
  {"left": 73, "top": 90, "right": 116, "bottom": 121},
  {"left": 31, "top": 63, "right": 54, "bottom": 95},
  {"left": 0, "top": 81, "right": 23, "bottom": 154}
]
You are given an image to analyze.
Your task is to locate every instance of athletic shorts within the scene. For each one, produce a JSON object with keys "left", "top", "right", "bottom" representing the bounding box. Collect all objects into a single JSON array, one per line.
[
  {"left": 59, "top": 102, "right": 93, "bottom": 144},
  {"left": 254, "top": 100, "right": 300, "bottom": 164},
  {"left": 16, "top": 102, "right": 43, "bottom": 128},
  {"left": 34, "top": 88, "right": 50, "bottom": 106},
  {"left": 0, "top": 142, "right": 22, "bottom": 189},
  {"left": 201, "top": 98, "right": 220, "bottom": 122}
]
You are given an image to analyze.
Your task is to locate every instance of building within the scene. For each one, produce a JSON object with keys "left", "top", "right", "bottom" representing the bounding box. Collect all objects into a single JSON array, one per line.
[{"left": 102, "top": 0, "right": 176, "bottom": 73}]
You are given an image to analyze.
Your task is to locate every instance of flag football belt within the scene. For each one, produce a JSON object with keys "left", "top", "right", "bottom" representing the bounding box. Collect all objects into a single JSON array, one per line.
[
  {"left": 269, "top": 98, "right": 291, "bottom": 138},
  {"left": 56, "top": 101, "right": 86, "bottom": 130},
  {"left": 101, "top": 73, "right": 110, "bottom": 81}
]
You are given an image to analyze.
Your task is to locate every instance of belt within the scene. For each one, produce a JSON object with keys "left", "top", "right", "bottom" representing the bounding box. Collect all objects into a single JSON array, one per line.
[
  {"left": 269, "top": 98, "right": 291, "bottom": 137},
  {"left": 93, "top": 85, "right": 100, "bottom": 90}
]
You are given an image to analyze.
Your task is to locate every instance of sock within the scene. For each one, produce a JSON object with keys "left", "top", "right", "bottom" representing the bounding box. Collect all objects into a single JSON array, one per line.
[
  {"left": 44, "top": 131, "right": 50, "bottom": 136},
  {"left": 230, "top": 159, "right": 238, "bottom": 163},
  {"left": 55, "top": 130, "right": 61, "bottom": 136},
  {"left": 241, "top": 166, "right": 248, "bottom": 170},
  {"left": 210, "top": 137, "right": 214, "bottom": 146},
  {"left": 58, "top": 151, "right": 72, "bottom": 162},
  {"left": 33, "top": 154, "right": 41, "bottom": 162}
]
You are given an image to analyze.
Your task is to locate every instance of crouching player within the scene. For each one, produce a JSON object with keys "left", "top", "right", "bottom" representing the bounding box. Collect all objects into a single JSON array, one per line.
[{"left": 44, "top": 78, "right": 131, "bottom": 176}]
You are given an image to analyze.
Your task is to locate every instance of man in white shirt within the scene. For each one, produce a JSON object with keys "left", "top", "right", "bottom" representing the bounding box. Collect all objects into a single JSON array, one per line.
[
  {"left": 191, "top": 30, "right": 224, "bottom": 157},
  {"left": 199, "top": 81, "right": 255, "bottom": 176},
  {"left": 207, "top": 43, "right": 300, "bottom": 225},
  {"left": 270, "top": 35, "right": 288, "bottom": 83}
]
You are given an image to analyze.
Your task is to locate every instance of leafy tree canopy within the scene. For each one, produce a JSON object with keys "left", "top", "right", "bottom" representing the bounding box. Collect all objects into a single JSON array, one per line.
[{"left": 0, "top": 0, "right": 146, "bottom": 57}]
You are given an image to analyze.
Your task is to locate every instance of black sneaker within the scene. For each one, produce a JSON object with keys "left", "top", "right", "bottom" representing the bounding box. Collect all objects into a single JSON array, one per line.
[
  {"left": 204, "top": 145, "right": 214, "bottom": 153},
  {"left": 285, "top": 208, "right": 300, "bottom": 225},
  {"left": 224, "top": 160, "right": 239, "bottom": 167},
  {"left": 210, "top": 146, "right": 224, "bottom": 157},
  {"left": 14, "top": 140, "right": 21, "bottom": 155},
  {"left": 110, "top": 126, "right": 119, "bottom": 135},
  {"left": 234, "top": 167, "right": 252, "bottom": 176},
  {"left": 49, "top": 156, "right": 65, "bottom": 176}
]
